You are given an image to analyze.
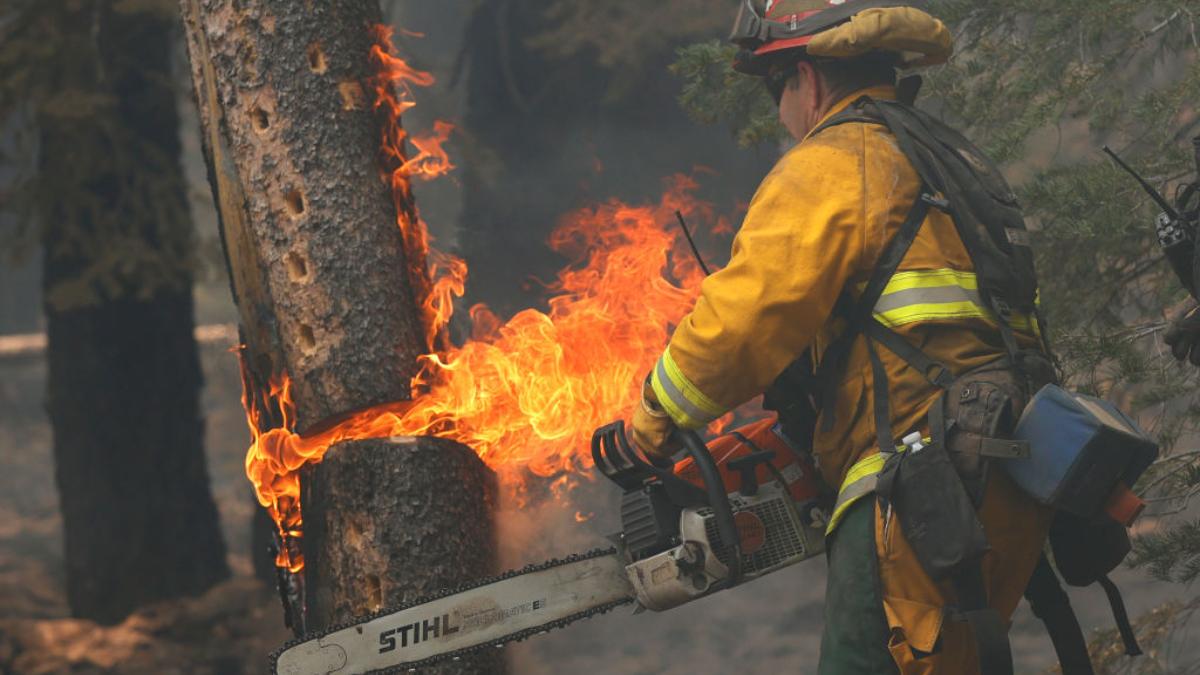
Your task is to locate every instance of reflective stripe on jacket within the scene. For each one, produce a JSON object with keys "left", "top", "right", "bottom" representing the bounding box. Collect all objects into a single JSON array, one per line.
[{"left": 870, "top": 269, "right": 1039, "bottom": 334}]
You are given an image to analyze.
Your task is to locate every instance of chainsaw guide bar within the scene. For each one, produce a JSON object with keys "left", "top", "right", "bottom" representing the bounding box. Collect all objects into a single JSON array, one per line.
[
  {"left": 269, "top": 546, "right": 633, "bottom": 674},
  {"left": 269, "top": 422, "right": 831, "bottom": 673}
]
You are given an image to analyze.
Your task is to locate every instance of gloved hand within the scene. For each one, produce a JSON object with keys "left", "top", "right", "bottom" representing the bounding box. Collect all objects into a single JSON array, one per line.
[
  {"left": 629, "top": 377, "right": 680, "bottom": 462},
  {"left": 1165, "top": 303, "right": 1200, "bottom": 366}
]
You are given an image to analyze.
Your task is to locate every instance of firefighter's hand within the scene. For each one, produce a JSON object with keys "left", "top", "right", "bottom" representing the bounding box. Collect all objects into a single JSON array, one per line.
[
  {"left": 630, "top": 386, "right": 679, "bottom": 463},
  {"left": 1165, "top": 303, "right": 1200, "bottom": 366}
]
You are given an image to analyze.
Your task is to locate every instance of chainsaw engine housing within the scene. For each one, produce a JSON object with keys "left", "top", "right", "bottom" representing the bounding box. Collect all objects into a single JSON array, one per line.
[{"left": 612, "top": 418, "right": 829, "bottom": 612}]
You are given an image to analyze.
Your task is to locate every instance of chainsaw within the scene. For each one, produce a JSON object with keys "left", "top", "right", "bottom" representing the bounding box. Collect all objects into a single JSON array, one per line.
[{"left": 271, "top": 417, "right": 831, "bottom": 674}]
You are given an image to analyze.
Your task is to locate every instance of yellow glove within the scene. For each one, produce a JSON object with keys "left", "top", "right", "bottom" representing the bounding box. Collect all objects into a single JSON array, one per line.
[{"left": 630, "top": 377, "right": 679, "bottom": 461}]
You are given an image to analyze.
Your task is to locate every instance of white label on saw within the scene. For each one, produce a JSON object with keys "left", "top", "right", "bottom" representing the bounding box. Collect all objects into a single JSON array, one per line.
[
  {"left": 780, "top": 463, "right": 804, "bottom": 483},
  {"left": 273, "top": 554, "right": 632, "bottom": 675}
]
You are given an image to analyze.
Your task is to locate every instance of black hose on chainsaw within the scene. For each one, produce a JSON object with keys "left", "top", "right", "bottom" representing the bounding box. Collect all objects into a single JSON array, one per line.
[{"left": 677, "top": 429, "right": 743, "bottom": 587}]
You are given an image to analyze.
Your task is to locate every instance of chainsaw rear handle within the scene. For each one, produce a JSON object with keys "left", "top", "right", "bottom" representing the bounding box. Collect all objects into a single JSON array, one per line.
[
  {"left": 592, "top": 420, "right": 707, "bottom": 505},
  {"left": 675, "top": 428, "right": 744, "bottom": 588},
  {"left": 590, "top": 421, "right": 744, "bottom": 587}
]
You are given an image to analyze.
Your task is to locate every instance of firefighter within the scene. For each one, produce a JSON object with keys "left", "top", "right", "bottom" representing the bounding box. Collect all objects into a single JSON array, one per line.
[{"left": 630, "top": 2, "right": 1055, "bottom": 673}]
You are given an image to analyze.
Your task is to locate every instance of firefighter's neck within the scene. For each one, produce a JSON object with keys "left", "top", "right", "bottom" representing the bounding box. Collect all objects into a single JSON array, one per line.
[{"left": 779, "top": 61, "right": 843, "bottom": 142}]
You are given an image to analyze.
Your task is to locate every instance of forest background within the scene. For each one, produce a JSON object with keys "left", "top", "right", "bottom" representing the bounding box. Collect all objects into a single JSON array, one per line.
[{"left": 0, "top": 0, "right": 1197, "bottom": 673}]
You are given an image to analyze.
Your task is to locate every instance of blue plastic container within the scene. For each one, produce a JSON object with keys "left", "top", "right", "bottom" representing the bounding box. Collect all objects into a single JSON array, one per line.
[{"left": 1005, "top": 385, "right": 1158, "bottom": 518}]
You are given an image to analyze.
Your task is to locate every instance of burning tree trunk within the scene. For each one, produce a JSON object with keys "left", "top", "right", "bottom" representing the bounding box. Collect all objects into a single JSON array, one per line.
[
  {"left": 178, "top": 0, "right": 427, "bottom": 431},
  {"left": 34, "top": 1, "right": 230, "bottom": 624},
  {"left": 302, "top": 437, "right": 503, "bottom": 673},
  {"left": 178, "top": 0, "right": 500, "bottom": 665}
]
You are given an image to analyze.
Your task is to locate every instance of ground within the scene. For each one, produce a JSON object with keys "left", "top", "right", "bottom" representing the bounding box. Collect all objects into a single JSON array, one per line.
[{"left": 0, "top": 339, "right": 1189, "bottom": 674}]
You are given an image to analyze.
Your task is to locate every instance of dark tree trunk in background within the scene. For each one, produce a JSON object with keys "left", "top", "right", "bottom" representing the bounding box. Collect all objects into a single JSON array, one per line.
[
  {"left": 38, "top": 2, "right": 229, "bottom": 624},
  {"left": 180, "top": 2, "right": 501, "bottom": 665},
  {"left": 302, "top": 437, "right": 502, "bottom": 674}
]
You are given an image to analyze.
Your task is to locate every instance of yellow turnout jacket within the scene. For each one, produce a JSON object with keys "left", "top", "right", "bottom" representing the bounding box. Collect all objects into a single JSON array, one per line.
[{"left": 650, "top": 86, "right": 1051, "bottom": 673}]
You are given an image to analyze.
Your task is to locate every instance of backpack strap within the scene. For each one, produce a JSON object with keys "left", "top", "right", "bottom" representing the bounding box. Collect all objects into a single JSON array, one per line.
[
  {"left": 1097, "top": 575, "right": 1142, "bottom": 657},
  {"left": 952, "top": 562, "right": 1016, "bottom": 675},
  {"left": 809, "top": 96, "right": 883, "bottom": 137},
  {"left": 1024, "top": 554, "right": 1095, "bottom": 675},
  {"left": 816, "top": 191, "right": 950, "bottom": 432}
]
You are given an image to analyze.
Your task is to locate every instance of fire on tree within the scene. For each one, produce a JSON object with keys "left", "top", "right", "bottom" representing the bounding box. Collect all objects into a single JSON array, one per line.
[{"left": 179, "top": 1, "right": 715, "bottom": 671}]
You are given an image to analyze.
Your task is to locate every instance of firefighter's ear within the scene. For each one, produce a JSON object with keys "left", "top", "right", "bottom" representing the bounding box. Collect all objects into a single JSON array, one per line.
[
  {"left": 794, "top": 60, "right": 831, "bottom": 120},
  {"left": 794, "top": 60, "right": 818, "bottom": 94}
]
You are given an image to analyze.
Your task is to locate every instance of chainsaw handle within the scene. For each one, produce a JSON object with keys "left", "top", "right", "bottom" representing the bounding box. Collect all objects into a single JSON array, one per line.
[
  {"left": 676, "top": 429, "right": 743, "bottom": 588},
  {"left": 591, "top": 421, "right": 707, "bottom": 505}
]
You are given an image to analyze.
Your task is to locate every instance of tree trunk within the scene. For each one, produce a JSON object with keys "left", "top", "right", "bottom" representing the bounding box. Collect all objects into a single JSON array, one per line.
[
  {"left": 178, "top": 0, "right": 428, "bottom": 434},
  {"left": 301, "top": 437, "right": 503, "bottom": 673},
  {"left": 179, "top": 0, "right": 501, "bottom": 659},
  {"left": 38, "top": 1, "right": 229, "bottom": 624}
]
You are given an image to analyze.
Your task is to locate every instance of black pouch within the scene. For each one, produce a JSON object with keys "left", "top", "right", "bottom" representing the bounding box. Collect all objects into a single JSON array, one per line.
[
  {"left": 1050, "top": 512, "right": 1130, "bottom": 586},
  {"left": 876, "top": 400, "right": 990, "bottom": 581},
  {"left": 1049, "top": 512, "right": 1142, "bottom": 657}
]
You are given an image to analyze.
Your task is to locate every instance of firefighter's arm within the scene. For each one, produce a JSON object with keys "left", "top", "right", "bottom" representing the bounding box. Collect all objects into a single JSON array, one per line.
[{"left": 636, "top": 138, "right": 867, "bottom": 450}]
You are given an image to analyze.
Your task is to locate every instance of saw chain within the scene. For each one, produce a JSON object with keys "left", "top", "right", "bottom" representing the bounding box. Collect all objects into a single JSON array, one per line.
[{"left": 268, "top": 546, "right": 632, "bottom": 674}]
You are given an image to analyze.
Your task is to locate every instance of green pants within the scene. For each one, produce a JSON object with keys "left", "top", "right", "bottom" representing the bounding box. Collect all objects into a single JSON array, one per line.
[{"left": 818, "top": 498, "right": 900, "bottom": 675}]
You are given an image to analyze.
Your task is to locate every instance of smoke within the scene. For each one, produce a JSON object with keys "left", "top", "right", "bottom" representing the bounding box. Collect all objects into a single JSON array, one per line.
[{"left": 494, "top": 474, "right": 621, "bottom": 569}]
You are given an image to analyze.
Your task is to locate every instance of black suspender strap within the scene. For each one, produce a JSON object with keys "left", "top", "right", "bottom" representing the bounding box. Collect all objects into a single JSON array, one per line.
[
  {"left": 808, "top": 97, "right": 883, "bottom": 137},
  {"left": 857, "top": 194, "right": 935, "bottom": 321},
  {"left": 864, "top": 319, "right": 955, "bottom": 390},
  {"left": 865, "top": 338, "right": 895, "bottom": 457},
  {"left": 817, "top": 190, "right": 933, "bottom": 430},
  {"left": 1097, "top": 575, "right": 1143, "bottom": 657},
  {"left": 1024, "top": 555, "right": 1095, "bottom": 675},
  {"left": 952, "top": 564, "right": 1015, "bottom": 675}
]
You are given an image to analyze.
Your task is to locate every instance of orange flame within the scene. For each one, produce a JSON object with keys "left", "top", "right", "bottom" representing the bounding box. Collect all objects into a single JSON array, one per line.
[
  {"left": 242, "top": 26, "right": 719, "bottom": 572},
  {"left": 369, "top": 25, "right": 462, "bottom": 351}
]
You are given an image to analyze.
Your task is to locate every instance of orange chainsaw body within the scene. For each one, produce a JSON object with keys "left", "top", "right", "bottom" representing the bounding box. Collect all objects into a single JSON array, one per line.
[{"left": 673, "top": 416, "right": 825, "bottom": 505}]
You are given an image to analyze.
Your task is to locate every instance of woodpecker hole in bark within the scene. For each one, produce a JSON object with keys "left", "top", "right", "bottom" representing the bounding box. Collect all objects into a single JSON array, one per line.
[
  {"left": 251, "top": 107, "right": 270, "bottom": 133},
  {"left": 307, "top": 43, "right": 328, "bottom": 74},
  {"left": 298, "top": 324, "right": 317, "bottom": 354},
  {"left": 284, "top": 252, "right": 310, "bottom": 282},
  {"left": 338, "top": 81, "right": 366, "bottom": 111},
  {"left": 284, "top": 189, "right": 306, "bottom": 219}
]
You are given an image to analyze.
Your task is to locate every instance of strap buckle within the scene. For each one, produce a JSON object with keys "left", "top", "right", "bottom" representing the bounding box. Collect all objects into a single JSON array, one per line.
[
  {"left": 977, "top": 437, "right": 1031, "bottom": 460},
  {"left": 925, "top": 363, "right": 955, "bottom": 389},
  {"left": 993, "top": 298, "right": 1013, "bottom": 316},
  {"left": 920, "top": 193, "right": 952, "bottom": 212}
]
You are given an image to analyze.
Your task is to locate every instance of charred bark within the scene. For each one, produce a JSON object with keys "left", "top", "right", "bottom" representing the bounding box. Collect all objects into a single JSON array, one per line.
[
  {"left": 179, "top": 0, "right": 427, "bottom": 433},
  {"left": 301, "top": 437, "right": 503, "bottom": 673},
  {"left": 179, "top": 0, "right": 502, "bottom": 657},
  {"left": 38, "top": 2, "right": 229, "bottom": 624}
]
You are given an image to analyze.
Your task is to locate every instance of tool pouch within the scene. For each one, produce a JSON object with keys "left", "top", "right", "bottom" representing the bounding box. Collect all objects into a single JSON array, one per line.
[
  {"left": 942, "top": 358, "right": 1034, "bottom": 506},
  {"left": 876, "top": 402, "right": 990, "bottom": 581}
]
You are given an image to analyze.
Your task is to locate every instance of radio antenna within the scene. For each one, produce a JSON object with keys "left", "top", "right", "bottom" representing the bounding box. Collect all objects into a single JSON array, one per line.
[
  {"left": 1102, "top": 145, "right": 1179, "bottom": 219},
  {"left": 674, "top": 210, "right": 712, "bottom": 277}
]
